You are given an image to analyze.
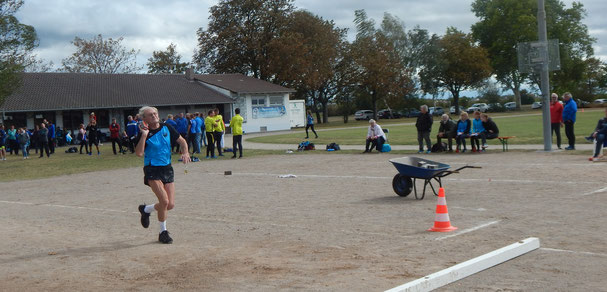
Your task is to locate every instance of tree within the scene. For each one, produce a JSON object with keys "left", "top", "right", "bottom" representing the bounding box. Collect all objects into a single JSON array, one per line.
[
  {"left": 0, "top": 0, "right": 37, "bottom": 105},
  {"left": 471, "top": 0, "right": 595, "bottom": 109},
  {"left": 147, "top": 43, "right": 189, "bottom": 74},
  {"left": 61, "top": 34, "right": 141, "bottom": 73},
  {"left": 350, "top": 10, "right": 412, "bottom": 120},
  {"left": 268, "top": 10, "right": 347, "bottom": 123},
  {"left": 194, "top": 0, "right": 294, "bottom": 80},
  {"left": 421, "top": 28, "right": 492, "bottom": 114}
]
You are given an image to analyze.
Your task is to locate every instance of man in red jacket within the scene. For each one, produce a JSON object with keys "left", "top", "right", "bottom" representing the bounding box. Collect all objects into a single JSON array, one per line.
[
  {"left": 109, "top": 118, "right": 124, "bottom": 155},
  {"left": 550, "top": 93, "right": 564, "bottom": 149}
]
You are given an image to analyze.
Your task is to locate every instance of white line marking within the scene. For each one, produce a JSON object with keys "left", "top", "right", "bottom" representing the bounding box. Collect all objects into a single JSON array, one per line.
[
  {"left": 207, "top": 172, "right": 598, "bottom": 185},
  {"left": 580, "top": 186, "right": 607, "bottom": 196},
  {"left": 451, "top": 206, "right": 487, "bottom": 212},
  {"left": 386, "top": 238, "right": 540, "bottom": 292},
  {"left": 540, "top": 247, "right": 607, "bottom": 257},
  {"left": 435, "top": 220, "right": 500, "bottom": 241},
  {"left": 0, "top": 200, "right": 414, "bottom": 239}
]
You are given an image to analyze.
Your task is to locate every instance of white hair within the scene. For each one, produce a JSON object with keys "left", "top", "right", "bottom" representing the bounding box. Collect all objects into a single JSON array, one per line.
[
  {"left": 420, "top": 105, "right": 428, "bottom": 111},
  {"left": 441, "top": 114, "right": 449, "bottom": 120},
  {"left": 369, "top": 119, "right": 376, "bottom": 124},
  {"left": 138, "top": 106, "right": 158, "bottom": 118},
  {"left": 563, "top": 92, "right": 572, "bottom": 99},
  {"left": 551, "top": 93, "right": 558, "bottom": 98}
]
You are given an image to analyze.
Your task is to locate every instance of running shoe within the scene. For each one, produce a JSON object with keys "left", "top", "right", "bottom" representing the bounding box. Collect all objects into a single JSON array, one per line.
[
  {"left": 159, "top": 230, "right": 173, "bottom": 244},
  {"left": 138, "top": 204, "right": 150, "bottom": 228}
]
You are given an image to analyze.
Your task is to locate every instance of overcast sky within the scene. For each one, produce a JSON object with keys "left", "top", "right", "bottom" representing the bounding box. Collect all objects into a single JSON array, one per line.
[{"left": 15, "top": 0, "right": 607, "bottom": 72}]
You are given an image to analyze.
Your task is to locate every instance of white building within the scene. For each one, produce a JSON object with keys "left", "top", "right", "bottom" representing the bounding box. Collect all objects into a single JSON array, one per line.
[
  {"left": 0, "top": 72, "right": 299, "bottom": 139},
  {"left": 196, "top": 74, "right": 297, "bottom": 133}
]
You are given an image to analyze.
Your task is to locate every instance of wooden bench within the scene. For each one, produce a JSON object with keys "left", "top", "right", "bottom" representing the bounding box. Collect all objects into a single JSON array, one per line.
[{"left": 497, "top": 136, "right": 516, "bottom": 152}]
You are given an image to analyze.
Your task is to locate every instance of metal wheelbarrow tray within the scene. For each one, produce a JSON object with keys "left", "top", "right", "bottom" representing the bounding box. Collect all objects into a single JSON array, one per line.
[{"left": 389, "top": 157, "right": 480, "bottom": 200}]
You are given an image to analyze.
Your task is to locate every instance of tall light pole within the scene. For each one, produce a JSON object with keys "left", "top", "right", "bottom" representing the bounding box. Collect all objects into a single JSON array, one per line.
[{"left": 538, "top": 0, "right": 552, "bottom": 151}]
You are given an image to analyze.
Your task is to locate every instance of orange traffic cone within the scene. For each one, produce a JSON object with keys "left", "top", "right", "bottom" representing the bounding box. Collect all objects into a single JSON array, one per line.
[{"left": 428, "top": 187, "right": 457, "bottom": 232}]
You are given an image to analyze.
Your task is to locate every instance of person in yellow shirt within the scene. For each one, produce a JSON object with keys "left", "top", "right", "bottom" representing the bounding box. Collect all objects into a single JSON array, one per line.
[
  {"left": 213, "top": 108, "right": 225, "bottom": 156},
  {"left": 204, "top": 110, "right": 216, "bottom": 158},
  {"left": 229, "top": 108, "right": 244, "bottom": 158}
]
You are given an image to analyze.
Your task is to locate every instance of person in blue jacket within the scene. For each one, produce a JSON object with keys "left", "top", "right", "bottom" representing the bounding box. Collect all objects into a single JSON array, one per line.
[
  {"left": 165, "top": 114, "right": 178, "bottom": 153},
  {"left": 47, "top": 120, "right": 56, "bottom": 154},
  {"left": 136, "top": 106, "right": 190, "bottom": 244},
  {"left": 455, "top": 112, "right": 472, "bottom": 153},
  {"left": 304, "top": 110, "right": 318, "bottom": 139},
  {"left": 126, "top": 115, "right": 139, "bottom": 153},
  {"left": 562, "top": 92, "right": 578, "bottom": 150}
]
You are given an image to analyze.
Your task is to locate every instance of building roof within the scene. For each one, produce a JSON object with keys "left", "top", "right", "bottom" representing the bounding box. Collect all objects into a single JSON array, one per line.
[
  {"left": 194, "top": 74, "right": 295, "bottom": 94},
  {"left": 1, "top": 73, "right": 234, "bottom": 112}
]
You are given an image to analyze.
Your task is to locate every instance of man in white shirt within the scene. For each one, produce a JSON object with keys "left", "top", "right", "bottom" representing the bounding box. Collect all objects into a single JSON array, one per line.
[{"left": 363, "top": 119, "right": 387, "bottom": 153}]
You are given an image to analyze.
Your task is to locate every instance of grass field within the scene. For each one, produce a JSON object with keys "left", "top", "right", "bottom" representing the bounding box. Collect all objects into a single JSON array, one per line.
[
  {"left": 249, "top": 109, "right": 603, "bottom": 146},
  {"left": 0, "top": 145, "right": 282, "bottom": 182}
]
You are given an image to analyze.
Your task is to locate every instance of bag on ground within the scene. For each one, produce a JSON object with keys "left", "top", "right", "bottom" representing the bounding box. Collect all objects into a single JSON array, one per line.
[{"left": 381, "top": 143, "right": 391, "bottom": 152}]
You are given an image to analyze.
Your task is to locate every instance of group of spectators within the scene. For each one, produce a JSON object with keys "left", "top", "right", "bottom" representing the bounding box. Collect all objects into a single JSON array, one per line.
[
  {"left": 163, "top": 108, "right": 243, "bottom": 159},
  {"left": 364, "top": 105, "right": 500, "bottom": 154},
  {"left": 0, "top": 119, "right": 56, "bottom": 160},
  {"left": 0, "top": 108, "right": 246, "bottom": 161}
]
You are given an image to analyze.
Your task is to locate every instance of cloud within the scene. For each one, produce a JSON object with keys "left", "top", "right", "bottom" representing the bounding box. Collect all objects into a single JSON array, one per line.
[{"left": 13, "top": 0, "right": 607, "bottom": 71}]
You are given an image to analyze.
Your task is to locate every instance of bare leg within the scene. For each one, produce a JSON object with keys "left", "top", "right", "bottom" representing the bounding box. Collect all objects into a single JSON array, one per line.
[
  {"left": 148, "top": 180, "right": 169, "bottom": 222},
  {"left": 164, "top": 183, "right": 175, "bottom": 211}
]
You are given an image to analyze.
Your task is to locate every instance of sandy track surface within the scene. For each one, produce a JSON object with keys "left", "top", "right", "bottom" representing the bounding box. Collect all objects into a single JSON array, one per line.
[{"left": 1, "top": 152, "right": 605, "bottom": 291}]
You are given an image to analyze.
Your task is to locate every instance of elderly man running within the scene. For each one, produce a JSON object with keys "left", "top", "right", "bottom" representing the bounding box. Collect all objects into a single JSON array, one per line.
[{"left": 136, "top": 106, "right": 190, "bottom": 244}]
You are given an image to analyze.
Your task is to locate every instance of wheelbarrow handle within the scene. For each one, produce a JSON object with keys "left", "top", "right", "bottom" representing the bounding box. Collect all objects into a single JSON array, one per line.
[{"left": 453, "top": 165, "right": 482, "bottom": 172}]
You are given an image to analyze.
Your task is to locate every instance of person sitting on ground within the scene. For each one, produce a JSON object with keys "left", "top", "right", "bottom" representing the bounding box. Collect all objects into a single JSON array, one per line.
[
  {"left": 587, "top": 108, "right": 607, "bottom": 161},
  {"left": 363, "top": 119, "right": 387, "bottom": 153},
  {"left": 455, "top": 112, "right": 471, "bottom": 153},
  {"left": 469, "top": 111, "right": 485, "bottom": 152},
  {"left": 416, "top": 105, "right": 433, "bottom": 154},
  {"left": 437, "top": 114, "right": 456, "bottom": 152},
  {"left": 480, "top": 113, "right": 499, "bottom": 148}
]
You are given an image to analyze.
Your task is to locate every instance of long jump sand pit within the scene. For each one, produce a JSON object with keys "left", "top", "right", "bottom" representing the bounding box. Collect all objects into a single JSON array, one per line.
[{"left": 1, "top": 152, "right": 606, "bottom": 291}]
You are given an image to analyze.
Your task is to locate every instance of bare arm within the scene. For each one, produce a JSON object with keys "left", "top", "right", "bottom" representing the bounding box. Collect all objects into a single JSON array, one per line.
[{"left": 176, "top": 136, "right": 190, "bottom": 164}]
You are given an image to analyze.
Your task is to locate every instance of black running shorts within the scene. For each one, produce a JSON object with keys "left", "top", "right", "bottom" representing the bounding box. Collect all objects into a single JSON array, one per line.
[{"left": 143, "top": 165, "right": 174, "bottom": 186}]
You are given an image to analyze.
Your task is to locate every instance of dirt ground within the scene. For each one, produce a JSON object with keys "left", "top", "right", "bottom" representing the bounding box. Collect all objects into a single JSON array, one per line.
[{"left": 1, "top": 152, "right": 606, "bottom": 291}]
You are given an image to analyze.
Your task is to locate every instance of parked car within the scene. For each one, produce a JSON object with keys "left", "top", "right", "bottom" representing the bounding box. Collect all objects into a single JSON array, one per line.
[
  {"left": 467, "top": 103, "right": 489, "bottom": 113},
  {"left": 354, "top": 110, "right": 374, "bottom": 120},
  {"left": 504, "top": 102, "right": 517, "bottom": 110},
  {"left": 401, "top": 108, "right": 421, "bottom": 118},
  {"left": 449, "top": 106, "right": 466, "bottom": 114},
  {"left": 593, "top": 99, "right": 607, "bottom": 105},
  {"left": 378, "top": 109, "right": 401, "bottom": 119},
  {"left": 429, "top": 107, "right": 445, "bottom": 116},
  {"left": 531, "top": 101, "right": 542, "bottom": 109}
]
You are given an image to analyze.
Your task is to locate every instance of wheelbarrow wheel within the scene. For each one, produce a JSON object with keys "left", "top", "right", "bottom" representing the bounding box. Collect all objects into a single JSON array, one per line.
[{"left": 392, "top": 174, "right": 413, "bottom": 197}]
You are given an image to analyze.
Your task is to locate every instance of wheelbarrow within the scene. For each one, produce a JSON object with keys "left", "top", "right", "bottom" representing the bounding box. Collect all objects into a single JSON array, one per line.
[{"left": 389, "top": 157, "right": 481, "bottom": 200}]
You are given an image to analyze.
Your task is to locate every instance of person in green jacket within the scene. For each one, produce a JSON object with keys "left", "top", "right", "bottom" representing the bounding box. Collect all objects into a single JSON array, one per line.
[
  {"left": 204, "top": 110, "right": 216, "bottom": 158},
  {"left": 229, "top": 108, "right": 244, "bottom": 159}
]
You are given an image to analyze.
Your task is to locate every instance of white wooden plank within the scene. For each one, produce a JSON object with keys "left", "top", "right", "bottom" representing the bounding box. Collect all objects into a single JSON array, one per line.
[{"left": 385, "top": 237, "right": 540, "bottom": 292}]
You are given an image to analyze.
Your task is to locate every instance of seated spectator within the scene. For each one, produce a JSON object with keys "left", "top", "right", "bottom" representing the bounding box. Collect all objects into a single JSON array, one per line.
[
  {"left": 587, "top": 108, "right": 607, "bottom": 161},
  {"left": 363, "top": 119, "right": 387, "bottom": 153},
  {"left": 437, "top": 114, "right": 456, "bottom": 152},
  {"left": 481, "top": 113, "right": 499, "bottom": 149},
  {"left": 455, "top": 112, "right": 471, "bottom": 153},
  {"left": 470, "top": 111, "right": 484, "bottom": 152}
]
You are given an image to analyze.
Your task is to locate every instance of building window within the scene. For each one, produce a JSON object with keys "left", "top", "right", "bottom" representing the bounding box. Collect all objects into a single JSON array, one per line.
[
  {"left": 252, "top": 97, "right": 266, "bottom": 107},
  {"left": 63, "top": 111, "right": 84, "bottom": 132},
  {"left": 269, "top": 96, "right": 284, "bottom": 106}
]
